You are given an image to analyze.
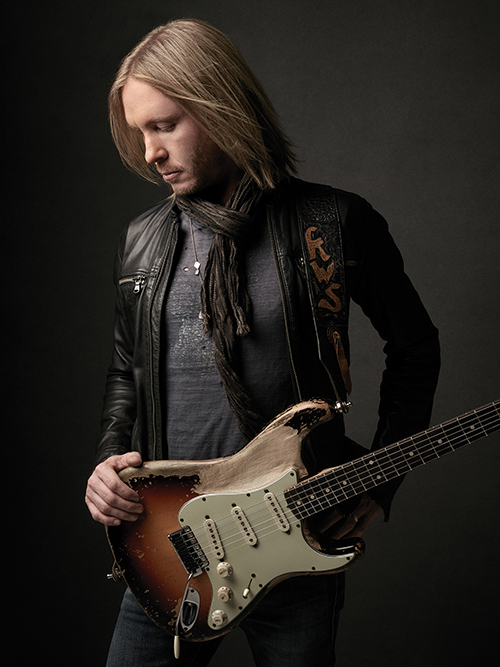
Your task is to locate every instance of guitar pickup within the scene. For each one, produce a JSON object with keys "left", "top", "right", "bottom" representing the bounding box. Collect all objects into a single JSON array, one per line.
[
  {"left": 231, "top": 506, "right": 258, "bottom": 546},
  {"left": 264, "top": 492, "right": 290, "bottom": 532},
  {"left": 168, "top": 526, "right": 209, "bottom": 576},
  {"left": 204, "top": 518, "right": 225, "bottom": 559}
]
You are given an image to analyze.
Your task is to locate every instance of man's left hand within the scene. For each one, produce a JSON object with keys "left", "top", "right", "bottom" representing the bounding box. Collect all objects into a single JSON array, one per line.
[{"left": 315, "top": 492, "right": 383, "bottom": 539}]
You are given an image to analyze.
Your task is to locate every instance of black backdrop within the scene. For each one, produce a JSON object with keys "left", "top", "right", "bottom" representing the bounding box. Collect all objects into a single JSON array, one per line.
[{"left": 8, "top": 1, "right": 499, "bottom": 665}]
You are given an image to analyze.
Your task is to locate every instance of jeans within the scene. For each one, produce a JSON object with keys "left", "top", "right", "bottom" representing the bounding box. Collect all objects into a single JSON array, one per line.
[{"left": 106, "top": 573, "right": 345, "bottom": 667}]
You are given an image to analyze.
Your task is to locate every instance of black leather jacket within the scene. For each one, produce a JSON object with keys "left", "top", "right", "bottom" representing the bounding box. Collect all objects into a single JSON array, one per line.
[{"left": 95, "top": 179, "right": 440, "bottom": 514}]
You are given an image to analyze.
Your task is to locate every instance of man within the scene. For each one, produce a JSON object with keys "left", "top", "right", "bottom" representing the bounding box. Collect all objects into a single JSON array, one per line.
[{"left": 85, "top": 18, "right": 440, "bottom": 667}]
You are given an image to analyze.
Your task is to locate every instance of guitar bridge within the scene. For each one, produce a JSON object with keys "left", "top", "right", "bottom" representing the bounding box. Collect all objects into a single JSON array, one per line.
[{"left": 168, "top": 526, "right": 209, "bottom": 576}]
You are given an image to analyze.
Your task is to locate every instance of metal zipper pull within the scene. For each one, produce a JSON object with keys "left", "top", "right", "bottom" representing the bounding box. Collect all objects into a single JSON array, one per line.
[
  {"left": 133, "top": 277, "right": 144, "bottom": 294},
  {"left": 118, "top": 275, "right": 146, "bottom": 293}
]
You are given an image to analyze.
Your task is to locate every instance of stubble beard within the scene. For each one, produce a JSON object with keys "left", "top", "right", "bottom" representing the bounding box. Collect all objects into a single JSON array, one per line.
[{"left": 169, "top": 136, "right": 238, "bottom": 203}]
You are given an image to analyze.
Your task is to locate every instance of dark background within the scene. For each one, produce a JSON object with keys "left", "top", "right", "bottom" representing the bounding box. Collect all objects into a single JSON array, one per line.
[{"left": 8, "top": 1, "right": 499, "bottom": 665}]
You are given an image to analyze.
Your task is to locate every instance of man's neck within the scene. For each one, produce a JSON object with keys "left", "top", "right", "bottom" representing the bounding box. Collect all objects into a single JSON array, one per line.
[{"left": 200, "top": 167, "right": 244, "bottom": 206}]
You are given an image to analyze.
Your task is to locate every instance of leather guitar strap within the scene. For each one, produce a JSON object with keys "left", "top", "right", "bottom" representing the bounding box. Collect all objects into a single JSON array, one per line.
[{"left": 296, "top": 191, "right": 352, "bottom": 410}]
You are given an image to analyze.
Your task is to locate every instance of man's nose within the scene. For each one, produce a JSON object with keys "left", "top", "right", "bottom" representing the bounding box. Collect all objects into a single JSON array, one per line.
[{"left": 144, "top": 136, "right": 168, "bottom": 164}]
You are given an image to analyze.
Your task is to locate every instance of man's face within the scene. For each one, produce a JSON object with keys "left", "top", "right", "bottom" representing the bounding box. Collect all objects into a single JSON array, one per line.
[{"left": 122, "top": 77, "right": 240, "bottom": 203}]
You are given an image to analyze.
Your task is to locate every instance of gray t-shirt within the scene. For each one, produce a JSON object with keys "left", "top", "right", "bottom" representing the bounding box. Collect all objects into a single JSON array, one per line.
[{"left": 162, "top": 211, "right": 294, "bottom": 461}]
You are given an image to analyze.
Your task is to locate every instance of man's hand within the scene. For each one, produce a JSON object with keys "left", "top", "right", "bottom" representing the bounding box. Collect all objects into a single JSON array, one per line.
[
  {"left": 85, "top": 452, "right": 144, "bottom": 526},
  {"left": 315, "top": 492, "right": 383, "bottom": 539}
]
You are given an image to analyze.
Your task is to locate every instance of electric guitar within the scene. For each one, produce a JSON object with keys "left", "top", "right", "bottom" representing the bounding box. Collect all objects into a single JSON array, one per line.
[{"left": 106, "top": 398, "right": 499, "bottom": 645}]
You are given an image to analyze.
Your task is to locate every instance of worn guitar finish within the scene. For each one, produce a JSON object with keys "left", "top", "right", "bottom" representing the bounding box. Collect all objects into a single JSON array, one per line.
[{"left": 106, "top": 397, "right": 500, "bottom": 643}]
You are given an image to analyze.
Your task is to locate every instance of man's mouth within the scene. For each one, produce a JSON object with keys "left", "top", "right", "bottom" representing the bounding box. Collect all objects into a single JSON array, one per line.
[{"left": 160, "top": 170, "right": 181, "bottom": 182}]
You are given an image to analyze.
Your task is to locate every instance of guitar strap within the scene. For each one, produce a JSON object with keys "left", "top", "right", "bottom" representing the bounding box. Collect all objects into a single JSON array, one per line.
[{"left": 296, "top": 192, "right": 352, "bottom": 409}]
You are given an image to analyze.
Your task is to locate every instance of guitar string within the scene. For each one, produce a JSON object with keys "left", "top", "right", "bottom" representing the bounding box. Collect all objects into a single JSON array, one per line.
[
  {"left": 186, "top": 491, "right": 302, "bottom": 558},
  {"left": 182, "top": 406, "right": 500, "bottom": 560},
  {"left": 191, "top": 504, "right": 300, "bottom": 560},
  {"left": 190, "top": 496, "right": 294, "bottom": 553}
]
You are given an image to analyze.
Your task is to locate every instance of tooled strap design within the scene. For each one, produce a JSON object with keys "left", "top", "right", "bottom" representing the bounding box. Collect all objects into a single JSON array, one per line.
[{"left": 297, "top": 192, "right": 352, "bottom": 405}]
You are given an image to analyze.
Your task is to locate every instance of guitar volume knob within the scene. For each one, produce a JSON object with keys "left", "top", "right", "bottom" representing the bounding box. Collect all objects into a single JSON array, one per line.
[
  {"left": 216, "top": 562, "right": 233, "bottom": 578},
  {"left": 211, "top": 609, "right": 228, "bottom": 627}
]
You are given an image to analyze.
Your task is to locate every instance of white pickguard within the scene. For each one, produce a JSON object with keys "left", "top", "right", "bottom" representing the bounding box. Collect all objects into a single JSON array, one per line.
[{"left": 178, "top": 469, "right": 358, "bottom": 632}]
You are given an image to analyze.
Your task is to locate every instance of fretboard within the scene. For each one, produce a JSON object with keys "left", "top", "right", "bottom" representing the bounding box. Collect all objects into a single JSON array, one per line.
[{"left": 284, "top": 400, "right": 500, "bottom": 520}]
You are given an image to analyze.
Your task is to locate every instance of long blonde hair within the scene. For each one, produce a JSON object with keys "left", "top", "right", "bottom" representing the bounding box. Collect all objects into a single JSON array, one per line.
[{"left": 108, "top": 19, "right": 297, "bottom": 190}]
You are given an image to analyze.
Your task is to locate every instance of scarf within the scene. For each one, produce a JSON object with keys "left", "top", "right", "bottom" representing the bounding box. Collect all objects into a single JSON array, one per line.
[{"left": 175, "top": 174, "right": 266, "bottom": 441}]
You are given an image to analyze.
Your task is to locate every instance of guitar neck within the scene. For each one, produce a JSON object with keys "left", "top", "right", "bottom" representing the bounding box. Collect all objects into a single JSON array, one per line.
[{"left": 284, "top": 400, "right": 500, "bottom": 520}]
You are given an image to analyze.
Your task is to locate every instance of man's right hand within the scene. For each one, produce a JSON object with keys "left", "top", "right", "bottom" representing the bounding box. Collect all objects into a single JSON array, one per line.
[{"left": 85, "top": 452, "right": 144, "bottom": 526}]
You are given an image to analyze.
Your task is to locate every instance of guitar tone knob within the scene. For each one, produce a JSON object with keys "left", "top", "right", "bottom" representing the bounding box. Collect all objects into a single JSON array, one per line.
[
  {"left": 211, "top": 609, "right": 228, "bottom": 627},
  {"left": 216, "top": 562, "right": 233, "bottom": 578},
  {"left": 217, "top": 586, "right": 233, "bottom": 602}
]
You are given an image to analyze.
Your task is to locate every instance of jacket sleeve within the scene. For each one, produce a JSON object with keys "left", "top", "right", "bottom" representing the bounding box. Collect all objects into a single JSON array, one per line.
[
  {"left": 341, "top": 193, "right": 441, "bottom": 517},
  {"left": 94, "top": 228, "right": 138, "bottom": 467}
]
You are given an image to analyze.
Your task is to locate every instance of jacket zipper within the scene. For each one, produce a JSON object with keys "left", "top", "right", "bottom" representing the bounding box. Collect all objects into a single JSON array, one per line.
[
  {"left": 118, "top": 275, "right": 146, "bottom": 294},
  {"left": 148, "top": 218, "right": 178, "bottom": 459},
  {"left": 266, "top": 205, "right": 303, "bottom": 402}
]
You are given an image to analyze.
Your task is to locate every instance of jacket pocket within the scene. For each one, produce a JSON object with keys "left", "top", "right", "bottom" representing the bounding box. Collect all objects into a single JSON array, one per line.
[{"left": 119, "top": 273, "right": 147, "bottom": 294}]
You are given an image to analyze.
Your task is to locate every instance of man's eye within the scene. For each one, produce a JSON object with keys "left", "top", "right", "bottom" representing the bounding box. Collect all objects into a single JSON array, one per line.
[{"left": 157, "top": 124, "right": 175, "bottom": 132}]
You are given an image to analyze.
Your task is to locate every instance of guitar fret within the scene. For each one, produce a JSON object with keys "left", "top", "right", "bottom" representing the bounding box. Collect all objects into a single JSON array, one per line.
[
  {"left": 357, "top": 460, "right": 373, "bottom": 490},
  {"left": 399, "top": 440, "right": 426, "bottom": 469},
  {"left": 312, "top": 476, "right": 344, "bottom": 506},
  {"left": 432, "top": 424, "right": 452, "bottom": 456},
  {"left": 331, "top": 466, "right": 365, "bottom": 499},
  {"left": 284, "top": 487, "right": 307, "bottom": 519},
  {"left": 442, "top": 420, "right": 463, "bottom": 452},
  {"left": 285, "top": 484, "right": 328, "bottom": 518},
  {"left": 352, "top": 456, "right": 388, "bottom": 488},
  {"left": 457, "top": 414, "right": 485, "bottom": 444},
  {"left": 412, "top": 432, "right": 437, "bottom": 463},
  {"left": 364, "top": 455, "right": 389, "bottom": 485},
  {"left": 474, "top": 407, "right": 500, "bottom": 435},
  {"left": 326, "top": 470, "right": 350, "bottom": 502},
  {"left": 376, "top": 448, "right": 407, "bottom": 479},
  {"left": 306, "top": 487, "right": 331, "bottom": 513},
  {"left": 350, "top": 459, "right": 371, "bottom": 488}
]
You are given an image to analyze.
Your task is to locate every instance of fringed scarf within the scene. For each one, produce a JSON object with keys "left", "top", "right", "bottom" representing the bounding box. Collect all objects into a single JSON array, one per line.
[{"left": 175, "top": 174, "right": 266, "bottom": 441}]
